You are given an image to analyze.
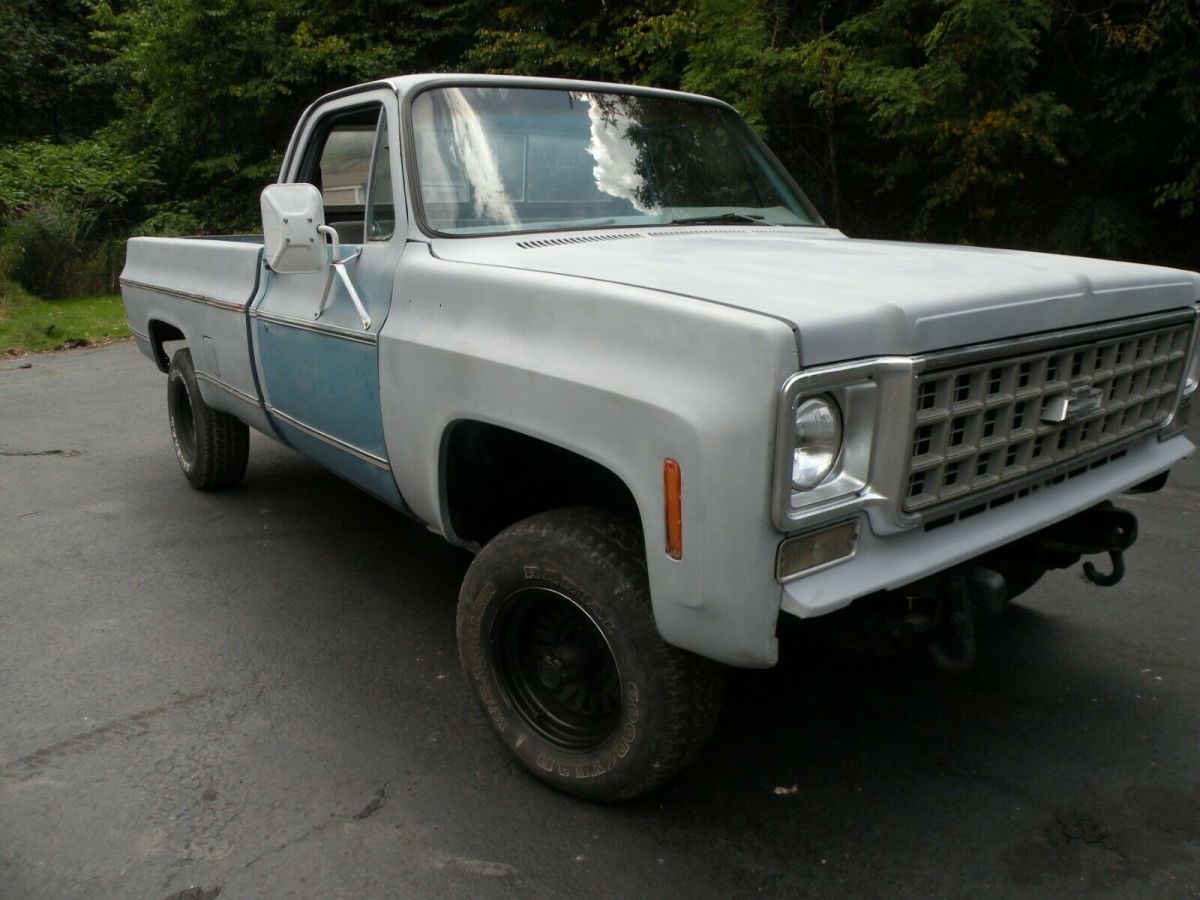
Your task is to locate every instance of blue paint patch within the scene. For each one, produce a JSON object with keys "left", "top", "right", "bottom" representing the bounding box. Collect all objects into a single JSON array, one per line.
[
  {"left": 274, "top": 421, "right": 404, "bottom": 508},
  {"left": 255, "top": 321, "right": 388, "bottom": 457}
]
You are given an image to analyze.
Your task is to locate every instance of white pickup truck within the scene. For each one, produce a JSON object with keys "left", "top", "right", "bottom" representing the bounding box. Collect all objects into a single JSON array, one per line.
[{"left": 122, "top": 74, "right": 1199, "bottom": 800}]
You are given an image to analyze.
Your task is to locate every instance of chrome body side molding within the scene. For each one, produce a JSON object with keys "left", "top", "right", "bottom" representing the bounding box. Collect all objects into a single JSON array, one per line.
[
  {"left": 119, "top": 277, "right": 246, "bottom": 313},
  {"left": 250, "top": 308, "right": 377, "bottom": 345},
  {"left": 265, "top": 404, "right": 391, "bottom": 470}
]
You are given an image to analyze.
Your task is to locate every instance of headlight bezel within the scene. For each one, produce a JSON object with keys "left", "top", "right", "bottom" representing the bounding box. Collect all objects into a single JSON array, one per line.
[{"left": 772, "top": 357, "right": 917, "bottom": 531}]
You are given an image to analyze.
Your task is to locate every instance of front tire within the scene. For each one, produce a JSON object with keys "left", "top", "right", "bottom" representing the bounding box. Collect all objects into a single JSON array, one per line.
[
  {"left": 167, "top": 348, "right": 249, "bottom": 490},
  {"left": 457, "top": 508, "right": 724, "bottom": 801}
]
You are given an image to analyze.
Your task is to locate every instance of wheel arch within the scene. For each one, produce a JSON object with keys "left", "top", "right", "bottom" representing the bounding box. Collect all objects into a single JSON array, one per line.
[
  {"left": 439, "top": 419, "right": 643, "bottom": 551},
  {"left": 147, "top": 319, "right": 187, "bottom": 373}
]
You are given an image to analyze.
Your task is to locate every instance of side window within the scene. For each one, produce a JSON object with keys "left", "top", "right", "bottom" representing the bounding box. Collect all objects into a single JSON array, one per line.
[
  {"left": 302, "top": 104, "right": 392, "bottom": 245},
  {"left": 365, "top": 113, "right": 395, "bottom": 241}
]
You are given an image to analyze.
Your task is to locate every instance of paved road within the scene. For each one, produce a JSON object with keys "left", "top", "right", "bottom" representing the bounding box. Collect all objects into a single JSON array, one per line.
[{"left": 1, "top": 341, "right": 1198, "bottom": 899}]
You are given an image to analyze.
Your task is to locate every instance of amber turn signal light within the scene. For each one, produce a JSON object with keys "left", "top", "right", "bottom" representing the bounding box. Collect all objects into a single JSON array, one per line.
[{"left": 663, "top": 458, "right": 683, "bottom": 559}]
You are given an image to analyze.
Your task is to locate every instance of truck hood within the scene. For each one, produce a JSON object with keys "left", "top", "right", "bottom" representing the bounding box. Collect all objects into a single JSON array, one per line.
[{"left": 429, "top": 227, "right": 1200, "bottom": 365}]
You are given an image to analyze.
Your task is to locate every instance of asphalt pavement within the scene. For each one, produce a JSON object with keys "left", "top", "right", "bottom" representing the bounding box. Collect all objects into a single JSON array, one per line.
[{"left": 1, "top": 340, "right": 1198, "bottom": 899}]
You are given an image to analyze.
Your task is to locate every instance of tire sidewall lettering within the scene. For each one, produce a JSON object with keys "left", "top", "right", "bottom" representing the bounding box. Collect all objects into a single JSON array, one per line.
[
  {"left": 525, "top": 679, "right": 641, "bottom": 781},
  {"left": 469, "top": 567, "right": 645, "bottom": 784},
  {"left": 168, "top": 368, "right": 194, "bottom": 474},
  {"left": 519, "top": 563, "right": 615, "bottom": 634},
  {"left": 456, "top": 513, "right": 718, "bottom": 800},
  {"left": 464, "top": 582, "right": 509, "bottom": 733}
]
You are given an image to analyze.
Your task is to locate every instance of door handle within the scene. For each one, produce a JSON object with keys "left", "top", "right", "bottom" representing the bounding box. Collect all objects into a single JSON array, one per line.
[{"left": 314, "top": 225, "right": 372, "bottom": 330}]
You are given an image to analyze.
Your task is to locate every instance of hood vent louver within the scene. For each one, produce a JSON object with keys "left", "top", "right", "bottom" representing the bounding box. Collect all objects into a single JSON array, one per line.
[
  {"left": 646, "top": 228, "right": 762, "bottom": 238},
  {"left": 515, "top": 227, "right": 763, "bottom": 249},
  {"left": 516, "top": 233, "right": 644, "bottom": 250}
]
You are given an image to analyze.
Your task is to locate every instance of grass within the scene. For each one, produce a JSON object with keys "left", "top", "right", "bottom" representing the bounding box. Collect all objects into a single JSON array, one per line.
[{"left": 0, "top": 282, "right": 129, "bottom": 355}]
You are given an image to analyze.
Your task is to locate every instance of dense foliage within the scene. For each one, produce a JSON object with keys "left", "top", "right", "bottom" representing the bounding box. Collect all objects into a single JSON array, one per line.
[{"left": 3, "top": 0, "right": 1198, "bottom": 299}]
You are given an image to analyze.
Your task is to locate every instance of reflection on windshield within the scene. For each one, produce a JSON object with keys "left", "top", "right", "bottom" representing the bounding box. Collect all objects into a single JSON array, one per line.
[
  {"left": 585, "top": 95, "right": 649, "bottom": 213},
  {"left": 418, "top": 87, "right": 517, "bottom": 226},
  {"left": 411, "top": 86, "right": 816, "bottom": 235}
]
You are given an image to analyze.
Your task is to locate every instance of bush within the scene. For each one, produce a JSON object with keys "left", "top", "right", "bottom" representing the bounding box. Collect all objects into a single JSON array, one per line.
[
  {"left": 1, "top": 204, "right": 109, "bottom": 300},
  {"left": 137, "top": 202, "right": 207, "bottom": 237},
  {"left": 0, "top": 138, "right": 149, "bottom": 215},
  {"left": 0, "top": 136, "right": 149, "bottom": 301}
]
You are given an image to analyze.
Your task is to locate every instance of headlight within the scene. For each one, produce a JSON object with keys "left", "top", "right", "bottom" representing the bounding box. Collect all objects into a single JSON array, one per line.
[
  {"left": 791, "top": 396, "right": 842, "bottom": 490},
  {"left": 1186, "top": 325, "right": 1199, "bottom": 396}
]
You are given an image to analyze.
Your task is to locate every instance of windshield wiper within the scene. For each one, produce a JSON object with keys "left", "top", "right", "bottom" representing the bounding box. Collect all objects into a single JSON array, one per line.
[{"left": 663, "top": 212, "right": 772, "bottom": 226}]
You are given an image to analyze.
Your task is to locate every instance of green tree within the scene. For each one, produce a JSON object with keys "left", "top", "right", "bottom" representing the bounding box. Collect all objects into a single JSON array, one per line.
[
  {"left": 4, "top": 0, "right": 1199, "bottom": 269},
  {"left": 683, "top": 1, "right": 1073, "bottom": 241},
  {"left": 0, "top": 0, "right": 118, "bottom": 143},
  {"left": 91, "top": 0, "right": 481, "bottom": 230},
  {"left": 468, "top": 1, "right": 694, "bottom": 87}
]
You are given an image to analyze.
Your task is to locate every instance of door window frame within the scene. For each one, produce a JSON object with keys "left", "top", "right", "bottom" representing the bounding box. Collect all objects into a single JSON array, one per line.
[{"left": 284, "top": 89, "right": 404, "bottom": 245}]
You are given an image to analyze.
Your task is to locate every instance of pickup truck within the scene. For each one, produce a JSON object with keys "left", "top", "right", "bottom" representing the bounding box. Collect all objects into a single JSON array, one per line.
[{"left": 122, "top": 74, "right": 1200, "bottom": 801}]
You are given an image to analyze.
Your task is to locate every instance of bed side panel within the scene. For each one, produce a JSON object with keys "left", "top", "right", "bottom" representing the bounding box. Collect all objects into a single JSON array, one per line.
[{"left": 121, "top": 237, "right": 270, "bottom": 432}]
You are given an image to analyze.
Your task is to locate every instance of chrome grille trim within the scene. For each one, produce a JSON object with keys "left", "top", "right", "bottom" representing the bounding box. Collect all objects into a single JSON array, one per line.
[
  {"left": 902, "top": 312, "right": 1195, "bottom": 513},
  {"left": 921, "top": 446, "right": 1130, "bottom": 531}
]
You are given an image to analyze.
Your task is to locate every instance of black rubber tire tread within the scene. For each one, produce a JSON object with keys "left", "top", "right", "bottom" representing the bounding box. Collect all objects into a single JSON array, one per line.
[
  {"left": 457, "top": 508, "right": 724, "bottom": 801},
  {"left": 167, "top": 348, "right": 250, "bottom": 490}
]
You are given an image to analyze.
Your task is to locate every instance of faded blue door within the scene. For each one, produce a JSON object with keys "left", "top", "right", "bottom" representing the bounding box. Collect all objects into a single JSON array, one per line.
[{"left": 251, "top": 93, "right": 406, "bottom": 507}]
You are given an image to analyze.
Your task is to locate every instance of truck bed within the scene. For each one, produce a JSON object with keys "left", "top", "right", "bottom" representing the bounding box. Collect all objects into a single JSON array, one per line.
[{"left": 121, "top": 236, "right": 272, "bottom": 434}]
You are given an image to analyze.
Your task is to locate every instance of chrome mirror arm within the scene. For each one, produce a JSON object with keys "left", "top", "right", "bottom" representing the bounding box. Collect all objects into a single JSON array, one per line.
[{"left": 314, "top": 225, "right": 372, "bottom": 330}]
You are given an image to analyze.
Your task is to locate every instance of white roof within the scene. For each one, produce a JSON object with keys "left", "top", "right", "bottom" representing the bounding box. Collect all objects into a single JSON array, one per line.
[{"left": 315, "top": 73, "right": 725, "bottom": 108}]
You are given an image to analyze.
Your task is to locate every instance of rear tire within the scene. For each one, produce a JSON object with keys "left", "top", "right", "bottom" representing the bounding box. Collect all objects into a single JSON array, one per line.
[
  {"left": 167, "top": 348, "right": 249, "bottom": 490},
  {"left": 457, "top": 508, "right": 724, "bottom": 801}
]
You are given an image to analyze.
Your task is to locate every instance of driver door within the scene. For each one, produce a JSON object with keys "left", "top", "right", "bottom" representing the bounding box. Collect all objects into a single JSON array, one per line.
[{"left": 250, "top": 90, "right": 406, "bottom": 505}]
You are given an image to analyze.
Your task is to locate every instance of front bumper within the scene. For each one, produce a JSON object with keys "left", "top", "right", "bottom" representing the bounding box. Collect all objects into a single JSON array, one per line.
[{"left": 780, "top": 432, "right": 1193, "bottom": 619}]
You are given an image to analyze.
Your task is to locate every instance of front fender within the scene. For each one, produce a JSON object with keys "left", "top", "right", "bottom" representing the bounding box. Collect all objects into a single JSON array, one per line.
[{"left": 379, "top": 244, "right": 799, "bottom": 666}]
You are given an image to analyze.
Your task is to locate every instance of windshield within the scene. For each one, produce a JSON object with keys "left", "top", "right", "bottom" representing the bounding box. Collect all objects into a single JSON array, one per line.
[{"left": 410, "top": 86, "right": 820, "bottom": 236}]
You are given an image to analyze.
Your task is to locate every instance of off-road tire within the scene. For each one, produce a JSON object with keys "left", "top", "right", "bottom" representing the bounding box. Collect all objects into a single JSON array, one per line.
[
  {"left": 167, "top": 348, "right": 249, "bottom": 490},
  {"left": 457, "top": 508, "right": 724, "bottom": 801}
]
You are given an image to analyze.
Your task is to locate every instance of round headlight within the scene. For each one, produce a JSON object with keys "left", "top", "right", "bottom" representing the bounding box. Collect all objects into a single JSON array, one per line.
[{"left": 792, "top": 396, "right": 842, "bottom": 490}]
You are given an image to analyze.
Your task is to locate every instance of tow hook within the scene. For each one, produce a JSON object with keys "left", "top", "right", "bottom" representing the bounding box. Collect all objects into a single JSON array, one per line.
[
  {"left": 914, "top": 567, "right": 1007, "bottom": 674},
  {"left": 1031, "top": 501, "right": 1138, "bottom": 588},
  {"left": 1083, "top": 551, "right": 1125, "bottom": 587},
  {"left": 928, "top": 574, "right": 977, "bottom": 674}
]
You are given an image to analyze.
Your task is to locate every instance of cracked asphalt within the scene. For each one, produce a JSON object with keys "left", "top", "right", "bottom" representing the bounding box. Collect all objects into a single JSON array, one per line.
[{"left": 2, "top": 341, "right": 1199, "bottom": 899}]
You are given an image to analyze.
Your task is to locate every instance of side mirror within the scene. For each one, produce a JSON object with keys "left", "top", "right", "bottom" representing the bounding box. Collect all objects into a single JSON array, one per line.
[{"left": 260, "top": 183, "right": 328, "bottom": 274}]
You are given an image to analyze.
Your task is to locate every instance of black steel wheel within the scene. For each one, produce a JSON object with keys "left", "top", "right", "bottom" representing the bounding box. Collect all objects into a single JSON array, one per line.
[
  {"left": 167, "top": 348, "right": 250, "bottom": 490},
  {"left": 457, "top": 508, "right": 724, "bottom": 801},
  {"left": 491, "top": 587, "right": 622, "bottom": 751}
]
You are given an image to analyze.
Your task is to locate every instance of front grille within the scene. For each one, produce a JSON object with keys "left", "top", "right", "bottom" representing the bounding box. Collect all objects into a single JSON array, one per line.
[{"left": 903, "top": 320, "right": 1192, "bottom": 512}]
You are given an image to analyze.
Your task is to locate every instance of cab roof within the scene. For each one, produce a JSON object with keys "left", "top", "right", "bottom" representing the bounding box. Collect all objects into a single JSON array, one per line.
[{"left": 312, "top": 73, "right": 727, "bottom": 110}]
